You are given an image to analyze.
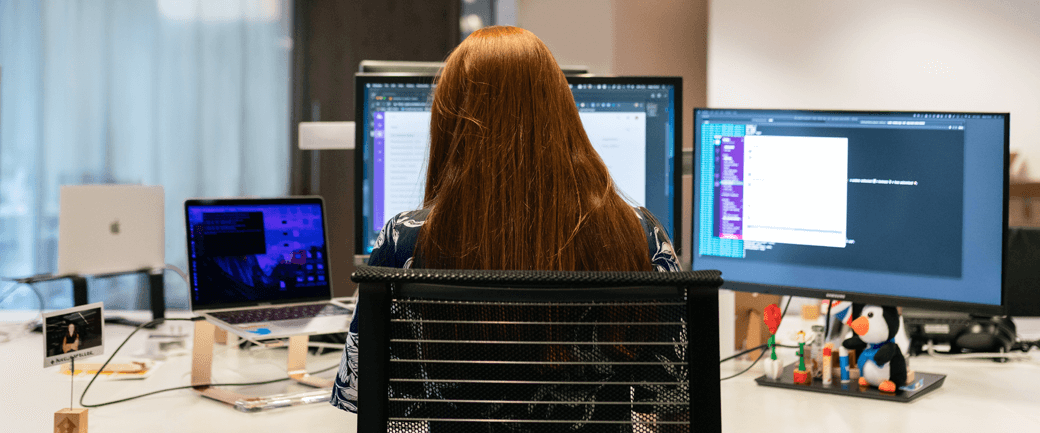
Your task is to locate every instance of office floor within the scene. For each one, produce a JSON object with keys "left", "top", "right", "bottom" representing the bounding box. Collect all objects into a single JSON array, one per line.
[{"left": 2, "top": 311, "right": 1038, "bottom": 432}]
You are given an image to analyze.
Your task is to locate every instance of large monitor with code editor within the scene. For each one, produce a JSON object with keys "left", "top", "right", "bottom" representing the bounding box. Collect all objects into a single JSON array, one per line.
[{"left": 690, "top": 108, "right": 1009, "bottom": 314}]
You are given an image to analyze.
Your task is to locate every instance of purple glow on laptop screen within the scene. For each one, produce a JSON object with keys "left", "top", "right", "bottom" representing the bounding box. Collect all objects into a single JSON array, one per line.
[{"left": 187, "top": 202, "right": 330, "bottom": 308}]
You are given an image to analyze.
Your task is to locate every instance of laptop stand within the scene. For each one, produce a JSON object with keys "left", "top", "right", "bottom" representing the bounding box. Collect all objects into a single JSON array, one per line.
[{"left": 191, "top": 320, "right": 334, "bottom": 412}]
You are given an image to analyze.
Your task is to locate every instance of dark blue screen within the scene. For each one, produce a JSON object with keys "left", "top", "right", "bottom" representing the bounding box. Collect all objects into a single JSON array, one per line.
[{"left": 187, "top": 202, "right": 330, "bottom": 309}]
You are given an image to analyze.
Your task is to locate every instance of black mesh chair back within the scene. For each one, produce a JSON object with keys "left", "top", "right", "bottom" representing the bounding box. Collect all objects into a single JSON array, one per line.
[{"left": 354, "top": 266, "right": 723, "bottom": 433}]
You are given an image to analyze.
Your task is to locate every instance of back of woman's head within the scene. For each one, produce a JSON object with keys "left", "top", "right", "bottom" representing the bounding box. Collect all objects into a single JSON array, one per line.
[{"left": 420, "top": 26, "right": 650, "bottom": 272}]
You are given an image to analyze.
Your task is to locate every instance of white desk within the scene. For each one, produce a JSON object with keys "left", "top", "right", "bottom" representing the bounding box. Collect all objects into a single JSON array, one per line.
[
  {"left": 0, "top": 311, "right": 354, "bottom": 432},
  {"left": 721, "top": 318, "right": 1040, "bottom": 432},
  {"left": 2, "top": 312, "right": 1039, "bottom": 432}
]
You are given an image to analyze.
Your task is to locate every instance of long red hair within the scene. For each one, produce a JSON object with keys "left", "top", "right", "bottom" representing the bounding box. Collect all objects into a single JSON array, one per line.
[{"left": 418, "top": 26, "right": 650, "bottom": 272}]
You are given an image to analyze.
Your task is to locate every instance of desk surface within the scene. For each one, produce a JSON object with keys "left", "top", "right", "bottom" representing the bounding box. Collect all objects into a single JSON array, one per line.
[
  {"left": 2, "top": 312, "right": 1039, "bottom": 432},
  {"left": 721, "top": 317, "right": 1040, "bottom": 432},
  {"left": 0, "top": 311, "right": 354, "bottom": 432}
]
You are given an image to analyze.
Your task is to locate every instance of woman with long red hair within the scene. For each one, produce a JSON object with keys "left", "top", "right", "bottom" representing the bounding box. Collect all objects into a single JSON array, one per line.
[{"left": 332, "top": 26, "right": 682, "bottom": 430}]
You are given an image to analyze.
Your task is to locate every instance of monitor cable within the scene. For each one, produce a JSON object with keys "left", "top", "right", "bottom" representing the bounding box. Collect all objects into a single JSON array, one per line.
[
  {"left": 923, "top": 339, "right": 1036, "bottom": 362},
  {"left": 162, "top": 264, "right": 190, "bottom": 285},
  {"left": 79, "top": 317, "right": 340, "bottom": 408}
]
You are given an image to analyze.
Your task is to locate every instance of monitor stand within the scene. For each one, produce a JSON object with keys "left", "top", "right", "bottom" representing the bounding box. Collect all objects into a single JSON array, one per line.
[
  {"left": 754, "top": 363, "right": 945, "bottom": 402},
  {"left": 25, "top": 269, "right": 165, "bottom": 331}
]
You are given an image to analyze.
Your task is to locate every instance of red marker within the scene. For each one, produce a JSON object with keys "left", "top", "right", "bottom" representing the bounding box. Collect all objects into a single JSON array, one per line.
[{"left": 822, "top": 344, "right": 834, "bottom": 386}]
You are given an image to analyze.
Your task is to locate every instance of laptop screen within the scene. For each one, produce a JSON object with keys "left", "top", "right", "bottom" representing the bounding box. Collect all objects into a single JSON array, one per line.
[{"left": 185, "top": 198, "right": 332, "bottom": 310}]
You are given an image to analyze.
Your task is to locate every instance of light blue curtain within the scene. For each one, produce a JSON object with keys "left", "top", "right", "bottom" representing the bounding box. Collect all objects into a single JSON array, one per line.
[{"left": 0, "top": 0, "right": 291, "bottom": 310}]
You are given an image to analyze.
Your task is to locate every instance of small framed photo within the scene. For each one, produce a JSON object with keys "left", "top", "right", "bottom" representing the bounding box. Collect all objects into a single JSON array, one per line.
[{"left": 43, "top": 302, "right": 105, "bottom": 368}]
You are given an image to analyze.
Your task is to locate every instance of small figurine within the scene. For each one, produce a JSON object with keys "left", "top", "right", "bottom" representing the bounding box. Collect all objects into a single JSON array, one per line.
[
  {"left": 839, "top": 344, "right": 850, "bottom": 383},
  {"left": 809, "top": 325, "right": 825, "bottom": 377},
  {"left": 822, "top": 343, "right": 833, "bottom": 386},
  {"left": 761, "top": 304, "right": 784, "bottom": 380},
  {"left": 792, "top": 330, "right": 814, "bottom": 385},
  {"left": 842, "top": 304, "right": 907, "bottom": 393}
]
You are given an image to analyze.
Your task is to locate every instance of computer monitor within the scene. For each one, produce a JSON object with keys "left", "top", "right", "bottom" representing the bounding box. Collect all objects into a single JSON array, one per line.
[
  {"left": 354, "top": 74, "right": 682, "bottom": 259},
  {"left": 690, "top": 109, "right": 1009, "bottom": 315}
]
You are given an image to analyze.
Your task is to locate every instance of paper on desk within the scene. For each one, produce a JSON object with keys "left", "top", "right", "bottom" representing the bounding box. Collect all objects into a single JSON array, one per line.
[{"left": 58, "top": 359, "right": 160, "bottom": 380}]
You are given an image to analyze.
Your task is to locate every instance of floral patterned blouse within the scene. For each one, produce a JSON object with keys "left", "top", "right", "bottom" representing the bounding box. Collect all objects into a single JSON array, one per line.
[{"left": 330, "top": 206, "right": 682, "bottom": 414}]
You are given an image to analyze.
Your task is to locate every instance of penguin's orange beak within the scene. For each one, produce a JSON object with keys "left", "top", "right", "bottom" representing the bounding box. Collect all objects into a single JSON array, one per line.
[{"left": 851, "top": 316, "right": 869, "bottom": 336}]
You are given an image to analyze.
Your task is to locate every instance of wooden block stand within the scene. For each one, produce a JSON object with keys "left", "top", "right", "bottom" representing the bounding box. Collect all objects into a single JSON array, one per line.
[
  {"left": 190, "top": 320, "right": 333, "bottom": 410},
  {"left": 55, "top": 408, "right": 88, "bottom": 433}
]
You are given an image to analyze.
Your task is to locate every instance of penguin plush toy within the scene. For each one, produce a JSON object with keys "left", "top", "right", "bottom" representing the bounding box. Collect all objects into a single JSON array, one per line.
[{"left": 842, "top": 304, "right": 907, "bottom": 393}]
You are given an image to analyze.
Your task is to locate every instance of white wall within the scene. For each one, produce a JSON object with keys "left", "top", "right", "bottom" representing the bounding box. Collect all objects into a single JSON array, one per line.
[
  {"left": 709, "top": 0, "right": 1040, "bottom": 177},
  {"left": 515, "top": 0, "right": 732, "bottom": 356},
  {"left": 516, "top": 0, "right": 616, "bottom": 75}
]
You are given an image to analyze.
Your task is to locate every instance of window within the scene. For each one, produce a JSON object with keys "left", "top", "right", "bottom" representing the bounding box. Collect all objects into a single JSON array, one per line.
[{"left": 0, "top": 0, "right": 291, "bottom": 310}]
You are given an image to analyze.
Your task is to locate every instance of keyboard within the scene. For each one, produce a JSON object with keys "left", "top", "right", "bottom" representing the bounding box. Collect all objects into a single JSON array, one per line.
[{"left": 207, "top": 303, "right": 351, "bottom": 325}]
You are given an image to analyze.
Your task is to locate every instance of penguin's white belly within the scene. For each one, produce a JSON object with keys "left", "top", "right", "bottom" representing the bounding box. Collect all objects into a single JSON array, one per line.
[{"left": 862, "top": 360, "right": 890, "bottom": 386}]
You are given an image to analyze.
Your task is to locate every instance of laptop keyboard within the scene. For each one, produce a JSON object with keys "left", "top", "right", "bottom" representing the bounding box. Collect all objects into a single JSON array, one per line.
[{"left": 208, "top": 304, "right": 351, "bottom": 325}]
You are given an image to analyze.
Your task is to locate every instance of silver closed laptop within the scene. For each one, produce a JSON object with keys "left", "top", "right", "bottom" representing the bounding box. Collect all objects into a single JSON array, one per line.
[
  {"left": 58, "top": 185, "right": 165, "bottom": 276},
  {"left": 185, "top": 197, "right": 352, "bottom": 342}
]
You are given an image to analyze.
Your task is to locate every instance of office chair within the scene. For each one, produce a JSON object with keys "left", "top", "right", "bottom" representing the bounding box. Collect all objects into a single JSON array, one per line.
[{"left": 354, "top": 266, "right": 723, "bottom": 433}]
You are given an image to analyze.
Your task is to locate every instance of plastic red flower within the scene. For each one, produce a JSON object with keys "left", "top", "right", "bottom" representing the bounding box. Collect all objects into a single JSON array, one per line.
[{"left": 763, "top": 304, "right": 782, "bottom": 335}]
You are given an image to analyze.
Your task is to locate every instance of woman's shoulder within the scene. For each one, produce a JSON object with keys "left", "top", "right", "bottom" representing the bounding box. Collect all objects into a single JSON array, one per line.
[
  {"left": 389, "top": 208, "right": 431, "bottom": 227},
  {"left": 632, "top": 206, "right": 682, "bottom": 272},
  {"left": 369, "top": 209, "right": 430, "bottom": 268},
  {"left": 631, "top": 206, "right": 665, "bottom": 237}
]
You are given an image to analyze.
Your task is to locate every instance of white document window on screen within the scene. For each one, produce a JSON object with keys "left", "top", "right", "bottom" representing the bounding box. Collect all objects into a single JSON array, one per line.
[{"left": 741, "top": 135, "right": 849, "bottom": 248}]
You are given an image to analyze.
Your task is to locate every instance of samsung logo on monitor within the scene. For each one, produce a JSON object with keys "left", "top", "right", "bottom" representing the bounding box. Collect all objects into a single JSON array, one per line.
[{"left": 825, "top": 293, "right": 846, "bottom": 299}]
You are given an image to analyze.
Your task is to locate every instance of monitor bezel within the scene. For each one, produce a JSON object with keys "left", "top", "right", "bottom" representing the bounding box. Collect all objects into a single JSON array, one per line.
[
  {"left": 690, "top": 108, "right": 1009, "bottom": 315},
  {"left": 354, "top": 73, "right": 685, "bottom": 257},
  {"left": 354, "top": 74, "right": 436, "bottom": 256}
]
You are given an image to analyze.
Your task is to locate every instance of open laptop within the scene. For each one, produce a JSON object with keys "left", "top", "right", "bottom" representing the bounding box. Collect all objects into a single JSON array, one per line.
[
  {"left": 185, "top": 197, "right": 353, "bottom": 342},
  {"left": 58, "top": 185, "right": 165, "bottom": 276}
]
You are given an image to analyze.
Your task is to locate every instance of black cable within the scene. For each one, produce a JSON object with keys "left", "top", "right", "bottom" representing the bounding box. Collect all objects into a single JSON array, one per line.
[
  {"left": 82, "top": 366, "right": 340, "bottom": 408},
  {"left": 720, "top": 295, "right": 793, "bottom": 381},
  {"left": 79, "top": 317, "right": 341, "bottom": 408},
  {"left": 720, "top": 343, "right": 800, "bottom": 364},
  {"left": 720, "top": 343, "right": 767, "bottom": 364},
  {"left": 720, "top": 346, "right": 767, "bottom": 381},
  {"left": 823, "top": 299, "right": 833, "bottom": 341},
  {"left": 1011, "top": 339, "right": 1040, "bottom": 353}
]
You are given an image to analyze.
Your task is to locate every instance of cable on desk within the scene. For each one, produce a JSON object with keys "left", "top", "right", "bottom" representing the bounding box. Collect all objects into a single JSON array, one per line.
[
  {"left": 923, "top": 340, "right": 1034, "bottom": 361},
  {"left": 162, "top": 264, "right": 190, "bottom": 285},
  {"left": 1013, "top": 339, "right": 1040, "bottom": 353},
  {"left": 79, "top": 317, "right": 341, "bottom": 408},
  {"left": 720, "top": 346, "right": 767, "bottom": 381},
  {"left": 719, "top": 296, "right": 793, "bottom": 381},
  {"left": 0, "top": 280, "right": 46, "bottom": 310},
  {"left": 0, "top": 280, "right": 46, "bottom": 343},
  {"left": 719, "top": 343, "right": 799, "bottom": 364}
]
